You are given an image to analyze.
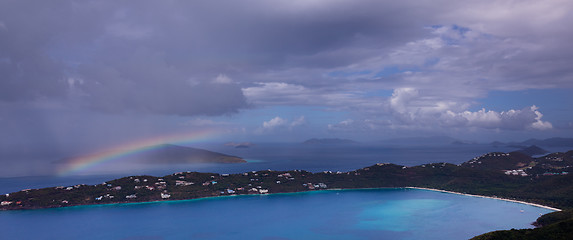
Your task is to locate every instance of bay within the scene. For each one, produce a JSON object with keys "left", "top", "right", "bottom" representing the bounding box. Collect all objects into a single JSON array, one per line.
[{"left": 0, "top": 188, "right": 553, "bottom": 240}]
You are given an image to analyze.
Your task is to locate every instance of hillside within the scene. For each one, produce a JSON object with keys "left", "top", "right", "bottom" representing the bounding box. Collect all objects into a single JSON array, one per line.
[
  {"left": 460, "top": 151, "right": 533, "bottom": 171},
  {"left": 460, "top": 150, "right": 573, "bottom": 178},
  {"left": 471, "top": 219, "right": 573, "bottom": 240}
]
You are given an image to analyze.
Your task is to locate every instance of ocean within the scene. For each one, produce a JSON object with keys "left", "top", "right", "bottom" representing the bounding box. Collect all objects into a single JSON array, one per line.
[
  {"left": 0, "top": 188, "right": 553, "bottom": 240},
  {"left": 0, "top": 143, "right": 560, "bottom": 239}
]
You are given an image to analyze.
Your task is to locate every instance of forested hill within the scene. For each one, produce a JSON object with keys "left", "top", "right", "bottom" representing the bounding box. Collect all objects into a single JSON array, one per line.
[
  {"left": 3, "top": 150, "right": 573, "bottom": 211},
  {"left": 460, "top": 150, "right": 573, "bottom": 176}
]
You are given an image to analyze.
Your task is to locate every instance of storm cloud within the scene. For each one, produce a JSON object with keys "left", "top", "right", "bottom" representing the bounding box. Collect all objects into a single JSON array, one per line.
[{"left": 0, "top": 0, "right": 572, "bottom": 142}]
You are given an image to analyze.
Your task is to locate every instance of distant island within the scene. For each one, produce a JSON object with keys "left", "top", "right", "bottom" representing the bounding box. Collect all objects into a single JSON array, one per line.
[
  {"left": 378, "top": 136, "right": 464, "bottom": 146},
  {"left": 491, "top": 137, "right": 573, "bottom": 148},
  {"left": 224, "top": 142, "right": 255, "bottom": 149},
  {"left": 60, "top": 144, "right": 246, "bottom": 165},
  {"left": 3, "top": 150, "right": 573, "bottom": 239},
  {"left": 516, "top": 145, "right": 549, "bottom": 156},
  {"left": 139, "top": 144, "right": 246, "bottom": 164},
  {"left": 302, "top": 138, "right": 357, "bottom": 144}
]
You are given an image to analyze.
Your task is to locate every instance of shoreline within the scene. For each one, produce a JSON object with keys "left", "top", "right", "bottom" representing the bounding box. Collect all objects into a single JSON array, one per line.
[
  {"left": 406, "top": 187, "right": 562, "bottom": 212},
  {"left": 3, "top": 187, "right": 561, "bottom": 212}
]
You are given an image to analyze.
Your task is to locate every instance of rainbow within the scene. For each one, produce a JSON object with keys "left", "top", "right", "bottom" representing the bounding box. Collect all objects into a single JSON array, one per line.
[{"left": 58, "top": 129, "right": 219, "bottom": 176}]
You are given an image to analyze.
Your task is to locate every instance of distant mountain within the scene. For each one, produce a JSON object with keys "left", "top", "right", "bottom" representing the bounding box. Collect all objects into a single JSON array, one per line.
[
  {"left": 451, "top": 140, "right": 478, "bottom": 145},
  {"left": 140, "top": 144, "right": 246, "bottom": 164},
  {"left": 379, "top": 136, "right": 460, "bottom": 146},
  {"left": 516, "top": 145, "right": 549, "bottom": 156},
  {"left": 520, "top": 138, "right": 573, "bottom": 147},
  {"left": 303, "top": 138, "right": 357, "bottom": 145},
  {"left": 491, "top": 138, "right": 573, "bottom": 148},
  {"left": 224, "top": 142, "right": 255, "bottom": 148}
]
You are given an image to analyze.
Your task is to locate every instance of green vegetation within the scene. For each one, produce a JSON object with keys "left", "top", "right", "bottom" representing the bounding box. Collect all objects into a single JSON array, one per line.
[
  {"left": 1, "top": 150, "right": 573, "bottom": 239},
  {"left": 470, "top": 219, "right": 573, "bottom": 240},
  {"left": 470, "top": 209, "right": 573, "bottom": 240},
  {"left": 536, "top": 209, "right": 573, "bottom": 227}
]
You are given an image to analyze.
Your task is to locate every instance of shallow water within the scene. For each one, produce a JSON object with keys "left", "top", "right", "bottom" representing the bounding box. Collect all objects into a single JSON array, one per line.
[{"left": 0, "top": 188, "right": 553, "bottom": 240}]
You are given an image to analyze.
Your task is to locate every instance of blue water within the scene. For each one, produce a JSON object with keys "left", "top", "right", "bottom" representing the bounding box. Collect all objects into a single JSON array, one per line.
[{"left": 0, "top": 188, "right": 553, "bottom": 240}]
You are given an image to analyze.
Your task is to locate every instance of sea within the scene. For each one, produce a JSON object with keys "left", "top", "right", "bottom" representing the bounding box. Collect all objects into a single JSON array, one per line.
[
  {"left": 0, "top": 143, "right": 563, "bottom": 239},
  {"left": 0, "top": 188, "right": 553, "bottom": 240}
]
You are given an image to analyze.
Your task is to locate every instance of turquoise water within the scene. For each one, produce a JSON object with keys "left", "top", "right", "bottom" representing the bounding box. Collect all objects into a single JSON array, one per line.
[{"left": 0, "top": 188, "right": 553, "bottom": 240}]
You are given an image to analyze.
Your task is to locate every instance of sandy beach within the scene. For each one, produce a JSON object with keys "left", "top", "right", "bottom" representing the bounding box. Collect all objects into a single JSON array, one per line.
[{"left": 406, "top": 187, "right": 562, "bottom": 212}]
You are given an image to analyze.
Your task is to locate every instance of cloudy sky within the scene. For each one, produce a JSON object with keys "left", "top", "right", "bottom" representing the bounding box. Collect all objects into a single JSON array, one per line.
[{"left": 1, "top": 0, "right": 573, "bottom": 157}]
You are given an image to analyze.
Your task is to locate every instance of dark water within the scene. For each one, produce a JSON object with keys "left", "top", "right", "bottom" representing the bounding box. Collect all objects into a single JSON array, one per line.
[{"left": 0, "top": 188, "right": 553, "bottom": 240}]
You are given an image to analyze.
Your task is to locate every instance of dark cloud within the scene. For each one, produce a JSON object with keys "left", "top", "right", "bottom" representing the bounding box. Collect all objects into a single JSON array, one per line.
[
  {"left": 0, "top": 0, "right": 571, "bottom": 129},
  {"left": 0, "top": 1, "right": 69, "bottom": 101},
  {"left": 73, "top": 46, "right": 248, "bottom": 116},
  {"left": 1, "top": 0, "right": 433, "bottom": 115},
  {"left": 0, "top": 1, "right": 255, "bottom": 116}
]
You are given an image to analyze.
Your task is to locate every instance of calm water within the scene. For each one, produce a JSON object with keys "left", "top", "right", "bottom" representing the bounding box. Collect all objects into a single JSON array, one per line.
[{"left": 0, "top": 188, "right": 553, "bottom": 240}]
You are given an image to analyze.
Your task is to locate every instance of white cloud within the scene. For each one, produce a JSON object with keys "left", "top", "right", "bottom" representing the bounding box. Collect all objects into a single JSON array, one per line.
[
  {"left": 442, "top": 105, "right": 553, "bottom": 130},
  {"left": 388, "top": 87, "right": 553, "bottom": 130},
  {"left": 328, "top": 119, "right": 391, "bottom": 131},
  {"left": 387, "top": 87, "right": 554, "bottom": 130},
  {"left": 388, "top": 87, "right": 468, "bottom": 124},
  {"left": 182, "top": 118, "right": 230, "bottom": 127},
  {"left": 256, "top": 116, "right": 307, "bottom": 134},
  {"left": 327, "top": 119, "right": 354, "bottom": 131},
  {"left": 242, "top": 82, "right": 379, "bottom": 112},
  {"left": 213, "top": 74, "right": 233, "bottom": 84},
  {"left": 529, "top": 105, "right": 553, "bottom": 130},
  {"left": 243, "top": 82, "right": 312, "bottom": 105},
  {"left": 290, "top": 116, "right": 306, "bottom": 128},
  {"left": 263, "top": 117, "right": 288, "bottom": 130},
  {"left": 443, "top": 0, "right": 573, "bottom": 37},
  {"left": 329, "top": 88, "right": 553, "bottom": 133}
]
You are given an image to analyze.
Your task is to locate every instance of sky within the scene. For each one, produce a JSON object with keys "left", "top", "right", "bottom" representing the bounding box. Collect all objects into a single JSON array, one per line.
[{"left": 1, "top": 0, "right": 573, "bottom": 161}]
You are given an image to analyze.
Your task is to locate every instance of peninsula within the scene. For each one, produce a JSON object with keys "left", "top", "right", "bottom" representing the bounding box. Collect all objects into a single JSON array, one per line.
[
  {"left": 3, "top": 150, "right": 573, "bottom": 210},
  {"left": 2, "top": 150, "right": 573, "bottom": 239}
]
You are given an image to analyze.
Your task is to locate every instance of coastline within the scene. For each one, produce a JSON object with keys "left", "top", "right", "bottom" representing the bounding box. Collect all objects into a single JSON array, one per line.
[
  {"left": 4, "top": 158, "right": 571, "bottom": 212},
  {"left": 1, "top": 188, "right": 390, "bottom": 211},
  {"left": 4, "top": 187, "right": 561, "bottom": 212},
  {"left": 406, "top": 187, "right": 562, "bottom": 212}
]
